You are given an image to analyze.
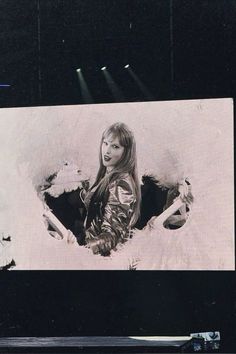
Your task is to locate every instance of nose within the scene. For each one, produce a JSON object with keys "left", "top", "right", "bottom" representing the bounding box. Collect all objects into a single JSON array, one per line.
[{"left": 105, "top": 145, "right": 111, "bottom": 155}]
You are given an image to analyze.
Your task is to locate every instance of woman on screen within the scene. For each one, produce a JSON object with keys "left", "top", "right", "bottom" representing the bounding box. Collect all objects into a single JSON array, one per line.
[{"left": 79, "top": 122, "right": 141, "bottom": 256}]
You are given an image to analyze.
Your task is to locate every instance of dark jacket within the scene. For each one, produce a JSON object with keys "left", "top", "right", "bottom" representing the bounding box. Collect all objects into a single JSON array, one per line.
[{"left": 83, "top": 173, "right": 136, "bottom": 256}]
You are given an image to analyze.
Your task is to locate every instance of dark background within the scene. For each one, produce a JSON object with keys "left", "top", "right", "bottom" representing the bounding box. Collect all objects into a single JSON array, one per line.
[{"left": 0, "top": 0, "right": 235, "bottom": 352}]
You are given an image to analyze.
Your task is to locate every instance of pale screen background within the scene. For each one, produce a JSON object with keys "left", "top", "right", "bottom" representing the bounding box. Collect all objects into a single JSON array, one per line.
[{"left": 0, "top": 98, "right": 234, "bottom": 270}]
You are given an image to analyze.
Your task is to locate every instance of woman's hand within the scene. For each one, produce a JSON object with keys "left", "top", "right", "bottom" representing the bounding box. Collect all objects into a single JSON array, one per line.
[
  {"left": 177, "top": 180, "right": 193, "bottom": 204},
  {"left": 67, "top": 230, "right": 77, "bottom": 244},
  {"left": 87, "top": 237, "right": 111, "bottom": 257},
  {"left": 88, "top": 240, "right": 100, "bottom": 254}
]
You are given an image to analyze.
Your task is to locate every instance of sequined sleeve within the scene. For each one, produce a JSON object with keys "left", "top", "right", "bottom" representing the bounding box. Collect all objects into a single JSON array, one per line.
[{"left": 86, "top": 178, "right": 135, "bottom": 256}]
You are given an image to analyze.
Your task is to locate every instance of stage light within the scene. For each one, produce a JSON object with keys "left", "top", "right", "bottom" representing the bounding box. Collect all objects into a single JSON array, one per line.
[
  {"left": 76, "top": 69, "right": 93, "bottom": 103},
  {"left": 125, "top": 67, "right": 154, "bottom": 100},
  {"left": 101, "top": 68, "right": 124, "bottom": 101},
  {"left": 101, "top": 66, "right": 107, "bottom": 71},
  {"left": 0, "top": 84, "right": 11, "bottom": 87},
  {"left": 124, "top": 64, "right": 130, "bottom": 69}
]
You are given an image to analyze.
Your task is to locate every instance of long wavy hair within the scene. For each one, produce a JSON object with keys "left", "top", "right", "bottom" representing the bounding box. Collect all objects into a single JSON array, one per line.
[{"left": 91, "top": 122, "right": 141, "bottom": 226}]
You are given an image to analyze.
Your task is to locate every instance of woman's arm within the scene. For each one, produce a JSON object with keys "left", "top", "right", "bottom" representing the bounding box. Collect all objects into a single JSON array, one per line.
[
  {"left": 86, "top": 179, "right": 135, "bottom": 256},
  {"left": 164, "top": 179, "right": 193, "bottom": 228}
]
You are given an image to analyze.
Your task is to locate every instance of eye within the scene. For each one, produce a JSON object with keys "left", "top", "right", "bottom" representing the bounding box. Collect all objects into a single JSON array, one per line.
[
  {"left": 103, "top": 140, "right": 108, "bottom": 146},
  {"left": 112, "top": 144, "right": 120, "bottom": 149}
]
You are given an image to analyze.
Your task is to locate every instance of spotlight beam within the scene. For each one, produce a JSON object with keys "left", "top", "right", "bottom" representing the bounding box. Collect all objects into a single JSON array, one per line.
[
  {"left": 76, "top": 70, "right": 93, "bottom": 104},
  {"left": 126, "top": 67, "right": 154, "bottom": 100},
  {"left": 102, "top": 69, "right": 124, "bottom": 102}
]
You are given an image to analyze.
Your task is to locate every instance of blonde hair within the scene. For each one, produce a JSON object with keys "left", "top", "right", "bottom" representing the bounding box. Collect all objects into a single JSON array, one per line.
[{"left": 92, "top": 122, "right": 141, "bottom": 226}]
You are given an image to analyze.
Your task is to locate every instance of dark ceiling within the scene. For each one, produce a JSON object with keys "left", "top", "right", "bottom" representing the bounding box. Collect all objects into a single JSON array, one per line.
[{"left": 0, "top": 0, "right": 235, "bottom": 107}]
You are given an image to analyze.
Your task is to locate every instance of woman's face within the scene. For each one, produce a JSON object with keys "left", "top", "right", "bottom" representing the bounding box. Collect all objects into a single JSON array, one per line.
[{"left": 102, "top": 135, "right": 125, "bottom": 172}]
